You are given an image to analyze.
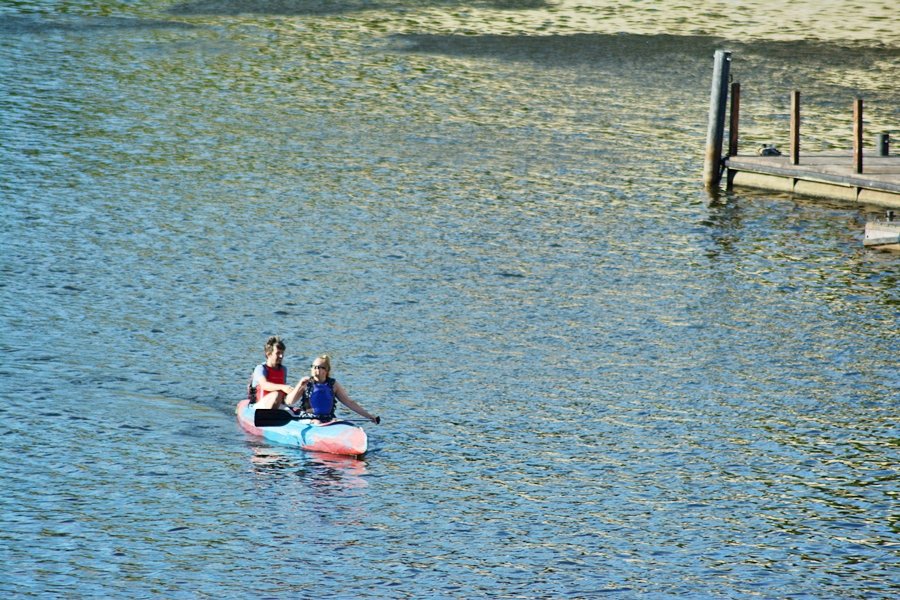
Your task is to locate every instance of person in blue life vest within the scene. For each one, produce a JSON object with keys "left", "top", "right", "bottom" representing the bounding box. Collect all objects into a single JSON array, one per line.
[
  {"left": 249, "top": 336, "right": 305, "bottom": 410},
  {"left": 287, "top": 354, "right": 381, "bottom": 424}
]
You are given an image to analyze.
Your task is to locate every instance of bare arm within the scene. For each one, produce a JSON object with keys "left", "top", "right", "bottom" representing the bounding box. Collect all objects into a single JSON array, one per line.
[
  {"left": 284, "top": 377, "right": 310, "bottom": 406},
  {"left": 334, "top": 382, "right": 380, "bottom": 424},
  {"left": 259, "top": 375, "right": 293, "bottom": 395}
]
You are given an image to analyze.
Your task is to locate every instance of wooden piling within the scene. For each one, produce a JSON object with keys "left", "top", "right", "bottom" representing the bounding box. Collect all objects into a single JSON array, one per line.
[
  {"left": 853, "top": 98, "right": 864, "bottom": 173},
  {"left": 704, "top": 50, "right": 732, "bottom": 188},
  {"left": 728, "top": 81, "right": 740, "bottom": 157},
  {"left": 790, "top": 91, "right": 800, "bottom": 165}
]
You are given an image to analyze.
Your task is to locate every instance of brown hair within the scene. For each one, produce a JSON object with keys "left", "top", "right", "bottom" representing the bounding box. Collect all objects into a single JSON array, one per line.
[{"left": 264, "top": 336, "right": 285, "bottom": 355}]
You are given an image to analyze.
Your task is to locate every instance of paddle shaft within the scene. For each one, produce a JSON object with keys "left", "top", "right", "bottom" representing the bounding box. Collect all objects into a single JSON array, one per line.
[{"left": 253, "top": 409, "right": 379, "bottom": 428}]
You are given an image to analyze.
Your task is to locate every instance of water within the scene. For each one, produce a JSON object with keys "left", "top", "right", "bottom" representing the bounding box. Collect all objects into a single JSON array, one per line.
[{"left": 1, "top": 1, "right": 898, "bottom": 597}]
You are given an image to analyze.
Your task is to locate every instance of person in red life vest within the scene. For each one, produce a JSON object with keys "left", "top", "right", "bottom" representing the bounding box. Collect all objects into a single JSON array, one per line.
[
  {"left": 287, "top": 354, "right": 380, "bottom": 424},
  {"left": 249, "top": 336, "right": 304, "bottom": 410}
]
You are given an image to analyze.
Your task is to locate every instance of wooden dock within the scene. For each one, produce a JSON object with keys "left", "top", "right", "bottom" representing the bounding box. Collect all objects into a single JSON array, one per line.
[
  {"left": 725, "top": 152, "right": 900, "bottom": 208},
  {"left": 703, "top": 51, "right": 899, "bottom": 209}
]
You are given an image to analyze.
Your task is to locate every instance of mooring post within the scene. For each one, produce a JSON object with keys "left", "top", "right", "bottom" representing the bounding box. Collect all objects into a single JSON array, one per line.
[
  {"left": 704, "top": 50, "right": 732, "bottom": 188},
  {"left": 790, "top": 91, "right": 800, "bottom": 165},
  {"left": 853, "top": 98, "right": 864, "bottom": 174}
]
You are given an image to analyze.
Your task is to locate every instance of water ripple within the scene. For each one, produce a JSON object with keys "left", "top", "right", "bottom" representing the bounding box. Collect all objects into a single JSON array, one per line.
[{"left": 2, "top": 0, "right": 898, "bottom": 598}]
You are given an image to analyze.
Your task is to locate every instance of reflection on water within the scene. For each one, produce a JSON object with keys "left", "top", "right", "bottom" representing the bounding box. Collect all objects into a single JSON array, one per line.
[
  {"left": 250, "top": 442, "right": 367, "bottom": 478},
  {"left": 247, "top": 442, "right": 370, "bottom": 491},
  {"left": 1, "top": 0, "right": 898, "bottom": 597}
]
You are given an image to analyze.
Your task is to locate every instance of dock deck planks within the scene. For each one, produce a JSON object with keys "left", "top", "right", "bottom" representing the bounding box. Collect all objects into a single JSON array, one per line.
[{"left": 725, "top": 152, "right": 900, "bottom": 207}]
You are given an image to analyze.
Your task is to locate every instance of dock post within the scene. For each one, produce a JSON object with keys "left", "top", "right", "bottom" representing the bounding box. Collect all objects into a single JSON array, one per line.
[
  {"left": 728, "top": 82, "right": 741, "bottom": 157},
  {"left": 726, "top": 81, "right": 740, "bottom": 190},
  {"left": 853, "top": 98, "right": 864, "bottom": 173},
  {"left": 704, "top": 50, "right": 732, "bottom": 189},
  {"left": 790, "top": 91, "right": 800, "bottom": 165}
]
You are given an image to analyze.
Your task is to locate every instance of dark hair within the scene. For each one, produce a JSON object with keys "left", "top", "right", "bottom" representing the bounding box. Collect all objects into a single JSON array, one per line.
[{"left": 264, "top": 336, "right": 285, "bottom": 355}]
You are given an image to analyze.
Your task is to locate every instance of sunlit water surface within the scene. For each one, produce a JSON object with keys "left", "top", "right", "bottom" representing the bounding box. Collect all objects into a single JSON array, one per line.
[{"left": 1, "top": 1, "right": 898, "bottom": 597}]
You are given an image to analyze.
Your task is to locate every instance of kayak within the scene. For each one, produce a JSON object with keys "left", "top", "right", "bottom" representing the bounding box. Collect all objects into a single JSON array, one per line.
[{"left": 235, "top": 399, "right": 368, "bottom": 456}]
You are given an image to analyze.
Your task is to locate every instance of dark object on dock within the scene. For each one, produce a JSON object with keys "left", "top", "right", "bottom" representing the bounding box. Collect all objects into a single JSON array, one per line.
[
  {"left": 757, "top": 145, "right": 781, "bottom": 157},
  {"left": 864, "top": 211, "right": 900, "bottom": 250},
  {"left": 877, "top": 133, "right": 891, "bottom": 157}
]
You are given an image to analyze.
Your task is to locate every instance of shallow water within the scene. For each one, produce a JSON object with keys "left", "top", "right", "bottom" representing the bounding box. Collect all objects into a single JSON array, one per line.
[{"left": 1, "top": 1, "right": 898, "bottom": 597}]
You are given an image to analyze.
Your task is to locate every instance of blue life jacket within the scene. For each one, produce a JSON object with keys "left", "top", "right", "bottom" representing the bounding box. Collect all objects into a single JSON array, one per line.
[{"left": 304, "top": 377, "right": 336, "bottom": 418}]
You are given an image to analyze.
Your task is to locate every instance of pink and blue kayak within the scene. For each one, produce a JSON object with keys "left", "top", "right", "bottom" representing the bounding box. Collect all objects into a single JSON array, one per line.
[{"left": 235, "top": 399, "right": 368, "bottom": 456}]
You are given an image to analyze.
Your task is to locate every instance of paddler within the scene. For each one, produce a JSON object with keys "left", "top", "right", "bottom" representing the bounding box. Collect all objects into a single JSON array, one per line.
[
  {"left": 287, "top": 354, "right": 381, "bottom": 425},
  {"left": 248, "top": 336, "right": 304, "bottom": 410}
]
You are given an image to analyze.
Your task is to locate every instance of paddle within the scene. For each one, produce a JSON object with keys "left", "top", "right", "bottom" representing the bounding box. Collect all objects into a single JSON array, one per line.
[
  {"left": 254, "top": 409, "right": 301, "bottom": 427},
  {"left": 253, "top": 409, "right": 379, "bottom": 428}
]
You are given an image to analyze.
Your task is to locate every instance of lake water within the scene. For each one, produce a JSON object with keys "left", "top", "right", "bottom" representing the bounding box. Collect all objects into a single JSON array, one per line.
[{"left": 1, "top": 1, "right": 898, "bottom": 597}]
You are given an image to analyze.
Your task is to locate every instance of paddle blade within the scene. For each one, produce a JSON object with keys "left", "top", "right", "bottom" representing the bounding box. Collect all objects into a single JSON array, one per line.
[{"left": 254, "top": 409, "right": 295, "bottom": 427}]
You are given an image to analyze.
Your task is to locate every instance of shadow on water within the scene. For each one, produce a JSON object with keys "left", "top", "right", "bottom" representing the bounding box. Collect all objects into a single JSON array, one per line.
[
  {"left": 0, "top": 14, "right": 197, "bottom": 34},
  {"left": 168, "top": 0, "right": 550, "bottom": 17},
  {"left": 391, "top": 32, "right": 900, "bottom": 66},
  {"left": 393, "top": 31, "right": 722, "bottom": 62}
]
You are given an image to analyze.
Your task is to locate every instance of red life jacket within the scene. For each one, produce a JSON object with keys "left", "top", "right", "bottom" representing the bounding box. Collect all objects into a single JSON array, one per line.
[{"left": 251, "top": 364, "right": 286, "bottom": 402}]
